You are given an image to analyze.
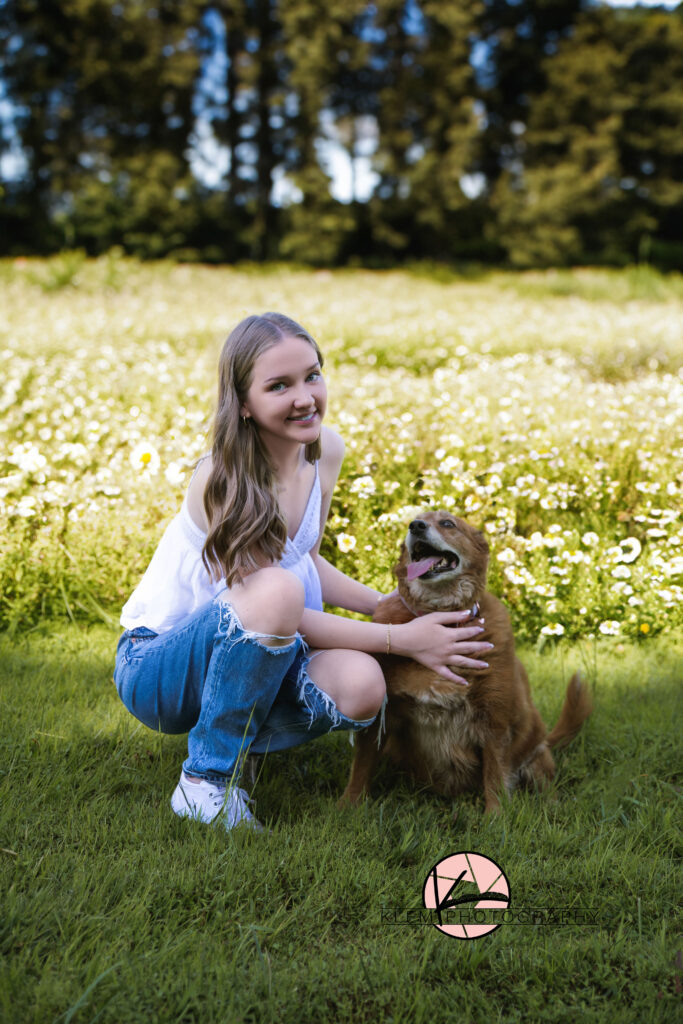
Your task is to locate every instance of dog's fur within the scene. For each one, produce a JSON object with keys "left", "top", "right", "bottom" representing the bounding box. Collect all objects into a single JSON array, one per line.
[{"left": 341, "top": 511, "right": 592, "bottom": 813}]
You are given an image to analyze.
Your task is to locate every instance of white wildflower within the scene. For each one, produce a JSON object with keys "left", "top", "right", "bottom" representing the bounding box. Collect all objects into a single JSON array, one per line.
[
  {"left": 10, "top": 444, "right": 47, "bottom": 474},
  {"left": 496, "top": 548, "right": 517, "bottom": 564},
  {"left": 349, "top": 475, "right": 376, "bottom": 498},
  {"left": 611, "top": 565, "right": 632, "bottom": 579},
  {"left": 618, "top": 537, "right": 641, "bottom": 563},
  {"left": 337, "top": 533, "right": 357, "bottom": 553},
  {"left": 130, "top": 442, "right": 160, "bottom": 474},
  {"left": 164, "top": 461, "right": 185, "bottom": 487},
  {"left": 540, "top": 623, "right": 565, "bottom": 636}
]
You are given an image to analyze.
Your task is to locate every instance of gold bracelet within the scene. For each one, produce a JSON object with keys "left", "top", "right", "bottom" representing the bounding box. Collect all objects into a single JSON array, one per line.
[{"left": 386, "top": 623, "right": 391, "bottom": 655}]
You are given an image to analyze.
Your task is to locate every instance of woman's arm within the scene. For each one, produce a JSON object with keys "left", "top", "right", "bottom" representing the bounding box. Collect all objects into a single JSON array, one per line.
[
  {"left": 315, "top": 426, "right": 388, "bottom": 613},
  {"left": 299, "top": 606, "right": 492, "bottom": 686},
  {"left": 313, "top": 552, "right": 382, "bottom": 615}
]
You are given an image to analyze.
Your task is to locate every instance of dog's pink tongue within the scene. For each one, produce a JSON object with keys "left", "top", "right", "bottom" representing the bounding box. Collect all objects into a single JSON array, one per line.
[{"left": 406, "top": 556, "right": 441, "bottom": 580}]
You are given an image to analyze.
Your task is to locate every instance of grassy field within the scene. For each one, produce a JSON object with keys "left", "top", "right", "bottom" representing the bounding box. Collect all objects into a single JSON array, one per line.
[
  {"left": 1, "top": 625, "right": 680, "bottom": 1023},
  {"left": 1, "top": 257, "right": 681, "bottom": 641},
  {"left": 0, "top": 257, "right": 682, "bottom": 1021}
]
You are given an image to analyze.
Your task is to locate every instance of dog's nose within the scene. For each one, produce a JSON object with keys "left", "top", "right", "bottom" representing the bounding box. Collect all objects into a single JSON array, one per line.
[{"left": 409, "top": 519, "right": 427, "bottom": 534}]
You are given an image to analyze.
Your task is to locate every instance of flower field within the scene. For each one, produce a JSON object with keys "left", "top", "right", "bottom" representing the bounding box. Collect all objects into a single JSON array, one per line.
[{"left": 1, "top": 255, "right": 681, "bottom": 641}]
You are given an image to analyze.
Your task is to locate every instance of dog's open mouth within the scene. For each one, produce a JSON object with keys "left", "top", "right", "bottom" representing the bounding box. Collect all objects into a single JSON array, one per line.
[{"left": 406, "top": 542, "right": 461, "bottom": 581}]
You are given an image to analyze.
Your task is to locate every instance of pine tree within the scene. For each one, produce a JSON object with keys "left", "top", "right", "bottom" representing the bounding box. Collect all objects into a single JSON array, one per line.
[
  {"left": 0, "top": 0, "right": 203, "bottom": 254},
  {"left": 491, "top": 4, "right": 683, "bottom": 266},
  {"left": 278, "top": 0, "right": 371, "bottom": 263}
]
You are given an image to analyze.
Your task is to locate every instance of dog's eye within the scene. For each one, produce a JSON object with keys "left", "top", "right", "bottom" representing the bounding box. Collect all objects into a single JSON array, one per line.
[{"left": 439, "top": 519, "right": 456, "bottom": 528}]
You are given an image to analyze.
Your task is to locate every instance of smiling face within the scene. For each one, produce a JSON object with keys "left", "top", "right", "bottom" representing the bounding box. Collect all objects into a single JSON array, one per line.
[
  {"left": 396, "top": 511, "right": 490, "bottom": 611},
  {"left": 239, "top": 335, "right": 327, "bottom": 450}
]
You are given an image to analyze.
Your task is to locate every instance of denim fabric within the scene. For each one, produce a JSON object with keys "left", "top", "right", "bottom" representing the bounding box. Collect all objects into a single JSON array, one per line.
[{"left": 113, "top": 591, "right": 377, "bottom": 783}]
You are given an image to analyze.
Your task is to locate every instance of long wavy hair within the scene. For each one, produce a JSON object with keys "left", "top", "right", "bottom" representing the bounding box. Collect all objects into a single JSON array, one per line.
[{"left": 202, "top": 312, "right": 324, "bottom": 585}]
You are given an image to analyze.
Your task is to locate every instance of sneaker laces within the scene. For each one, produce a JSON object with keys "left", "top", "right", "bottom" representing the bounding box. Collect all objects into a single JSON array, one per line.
[
  {"left": 179, "top": 776, "right": 264, "bottom": 831},
  {"left": 207, "top": 785, "right": 227, "bottom": 811},
  {"left": 216, "top": 784, "right": 263, "bottom": 830},
  {"left": 228, "top": 786, "right": 258, "bottom": 824}
]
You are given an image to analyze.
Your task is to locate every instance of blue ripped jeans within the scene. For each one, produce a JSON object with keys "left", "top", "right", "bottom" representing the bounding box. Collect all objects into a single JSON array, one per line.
[{"left": 114, "top": 592, "right": 377, "bottom": 783}]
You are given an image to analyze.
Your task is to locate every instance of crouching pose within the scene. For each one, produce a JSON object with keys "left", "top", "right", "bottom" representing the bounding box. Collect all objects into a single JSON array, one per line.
[{"left": 114, "top": 313, "right": 491, "bottom": 831}]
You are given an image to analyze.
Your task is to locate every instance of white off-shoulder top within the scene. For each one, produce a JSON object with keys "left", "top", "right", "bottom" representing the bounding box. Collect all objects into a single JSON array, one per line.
[{"left": 120, "top": 462, "right": 323, "bottom": 633}]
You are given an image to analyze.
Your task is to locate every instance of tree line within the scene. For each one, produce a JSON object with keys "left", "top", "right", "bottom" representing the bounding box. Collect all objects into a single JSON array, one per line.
[{"left": 1, "top": 0, "right": 681, "bottom": 268}]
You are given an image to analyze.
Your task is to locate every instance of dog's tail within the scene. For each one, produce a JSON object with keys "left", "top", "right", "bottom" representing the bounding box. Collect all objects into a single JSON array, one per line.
[{"left": 546, "top": 671, "right": 593, "bottom": 750}]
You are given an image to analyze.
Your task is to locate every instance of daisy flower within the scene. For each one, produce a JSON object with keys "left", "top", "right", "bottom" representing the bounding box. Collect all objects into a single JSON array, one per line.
[
  {"left": 619, "top": 537, "right": 642, "bottom": 563},
  {"left": 130, "top": 441, "right": 160, "bottom": 474},
  {"left": 337, "top": 533, "right": 357, "bottom": 553}
]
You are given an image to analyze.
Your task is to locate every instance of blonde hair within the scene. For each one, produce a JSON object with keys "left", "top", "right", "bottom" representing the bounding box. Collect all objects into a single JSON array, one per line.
[{"left": 202, "top": 312, "right": 324, "bottom": 585}]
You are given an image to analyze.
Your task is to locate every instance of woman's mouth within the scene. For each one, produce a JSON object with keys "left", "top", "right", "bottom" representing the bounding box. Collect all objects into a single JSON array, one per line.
[{"left": 288, "top": 410, "right": 317, "bottom": 423}]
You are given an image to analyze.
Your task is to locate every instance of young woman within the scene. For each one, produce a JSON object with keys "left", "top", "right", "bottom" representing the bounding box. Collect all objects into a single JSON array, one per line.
[{"left": 114, "top": 313, "right": 492, "bottom": 831}]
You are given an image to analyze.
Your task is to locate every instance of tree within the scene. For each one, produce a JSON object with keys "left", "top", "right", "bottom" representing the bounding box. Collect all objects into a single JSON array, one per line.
[
  {"left": 402, "top": 0, "right": 485, "bottom": 259},
  {"left": 477, "top": 0, "right": 584, "bottom": 187},
  {"left": 0, "top": 0, "right": 203, "bottom": 254},
  {"left": 277, "top": 0, "right": 373, "bottom": 263},
  {"left": 359, "top": 0, "right": 488, "bottom": 261},
  {"left": 491, "top": 4, "right": 683, "bottom": 266}
]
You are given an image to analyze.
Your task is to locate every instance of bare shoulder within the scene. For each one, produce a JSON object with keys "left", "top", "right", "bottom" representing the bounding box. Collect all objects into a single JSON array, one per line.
[
  {"left": 186, "top": 455, "right": 213, "bottom": 532},
  {"left": 319, "top": 425, "right": 345, "bottom": 472},
  {"left": 312, "top": 427, "right": 345, "bottom": 550}
]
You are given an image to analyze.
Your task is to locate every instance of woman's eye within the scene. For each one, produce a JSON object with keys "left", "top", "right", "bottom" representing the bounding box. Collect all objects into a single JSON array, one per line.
[
  {"left": 268, "top": 382, "right": 286, "bottom": 391},
  {"left": 307, "top": 371, "right": 321, "bottom": 382}
]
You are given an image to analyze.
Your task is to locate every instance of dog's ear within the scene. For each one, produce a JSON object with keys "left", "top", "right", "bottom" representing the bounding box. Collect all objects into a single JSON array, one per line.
[
  {"left": 455, "top": 516, "right": 490, "bottom": 557},
  {"left": 393, "top": 542, "right": 409, "bottom": 580},
  {"left": 472, "top": 528, "right": 490, "bottom": 559}
]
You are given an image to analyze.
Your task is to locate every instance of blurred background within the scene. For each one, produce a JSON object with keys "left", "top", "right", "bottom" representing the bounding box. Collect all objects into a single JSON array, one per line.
[{"left": 1, "top": 0, "right": 681, "bottom": 268}]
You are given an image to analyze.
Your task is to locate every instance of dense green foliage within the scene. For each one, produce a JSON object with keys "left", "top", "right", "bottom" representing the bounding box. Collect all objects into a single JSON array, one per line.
[{"left": 1, "top": 1, "right": 682, "bottom": 267}]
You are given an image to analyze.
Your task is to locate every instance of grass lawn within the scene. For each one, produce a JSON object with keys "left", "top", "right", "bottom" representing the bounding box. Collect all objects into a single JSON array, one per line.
[
  {"left": 1, "top": 259, "right": 681, "bottom": 1020},
  {"left": 1, "top": 623, "right": 680, "bottom": 1024}
]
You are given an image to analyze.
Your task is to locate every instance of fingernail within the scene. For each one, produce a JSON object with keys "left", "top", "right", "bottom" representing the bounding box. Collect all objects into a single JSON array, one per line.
[{"left": 485, "top": 643, "right": 494, "bottom": 649}]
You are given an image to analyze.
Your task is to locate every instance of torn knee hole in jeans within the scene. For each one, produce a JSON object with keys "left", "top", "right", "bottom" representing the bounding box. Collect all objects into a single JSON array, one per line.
[
  {"left": 260, "top": 634, "right": 297, "bottom": 649},
  {"left": 216, "top": 599, "right": 299, "bottom": 651},
  {"left": 228, "top": 625, "right": 298, "bottom": 652}
]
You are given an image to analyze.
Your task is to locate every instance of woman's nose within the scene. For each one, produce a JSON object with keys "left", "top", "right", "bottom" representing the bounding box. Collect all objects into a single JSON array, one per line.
[{"left": 293, "top": 386, "right": 314, "bottom": 406}]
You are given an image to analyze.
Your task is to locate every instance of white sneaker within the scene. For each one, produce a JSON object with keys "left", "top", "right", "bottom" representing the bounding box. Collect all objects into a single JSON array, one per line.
[{"left": 171, "top": 771, "right": 265, "bottom": 832}]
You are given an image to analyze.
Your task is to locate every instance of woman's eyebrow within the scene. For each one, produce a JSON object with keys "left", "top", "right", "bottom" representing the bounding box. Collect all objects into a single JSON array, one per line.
[{"left": 263, "top": 363, "right": 320, "bottom": 384}]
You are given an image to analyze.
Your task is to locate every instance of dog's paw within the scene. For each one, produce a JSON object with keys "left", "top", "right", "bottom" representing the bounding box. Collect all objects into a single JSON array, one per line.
[
  {"left": 483, "top": 800, "right": 502, "bottom": 816},
  {"left": 337, "top": 789, "right": 365, "bottom": 809}
]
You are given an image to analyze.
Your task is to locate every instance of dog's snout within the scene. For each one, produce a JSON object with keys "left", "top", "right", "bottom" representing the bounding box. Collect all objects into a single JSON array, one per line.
[{"left": 409, "top": 519, "right": 427, "bottom": 534}]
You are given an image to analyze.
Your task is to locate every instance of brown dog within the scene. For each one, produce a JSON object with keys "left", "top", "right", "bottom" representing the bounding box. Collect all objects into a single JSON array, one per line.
[{"left": 341, "top": 511, "right": 592, "bottom": 813}]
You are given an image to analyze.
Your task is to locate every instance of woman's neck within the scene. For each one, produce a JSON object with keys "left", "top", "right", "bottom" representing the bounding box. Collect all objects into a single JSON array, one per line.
[{"left": 264, "top": 438, "right": 308, "bottom": 485}]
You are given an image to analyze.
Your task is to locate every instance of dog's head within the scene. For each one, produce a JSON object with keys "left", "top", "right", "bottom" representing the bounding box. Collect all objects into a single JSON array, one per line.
[{"left": 394, "top": 511, "right": 489, "bottom": 612}]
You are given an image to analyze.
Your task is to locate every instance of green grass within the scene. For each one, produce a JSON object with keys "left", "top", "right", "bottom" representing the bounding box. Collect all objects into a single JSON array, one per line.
[
  {"left": 1, "top": 259, "right": 681, "bottom": 1018},
  {"left": 1, "top": 623, "right": 681, "bottom": 1023}
]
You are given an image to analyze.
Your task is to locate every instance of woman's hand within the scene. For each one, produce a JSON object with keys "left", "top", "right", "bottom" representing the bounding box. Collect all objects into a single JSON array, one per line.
[{"left": 391, "top": 610, "right": 492, "bottom": 686}]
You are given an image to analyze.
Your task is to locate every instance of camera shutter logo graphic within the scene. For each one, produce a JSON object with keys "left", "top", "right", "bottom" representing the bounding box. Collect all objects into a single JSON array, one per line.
[{"left": 422, "top": 852, "right": 511, "bottom": 940}]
